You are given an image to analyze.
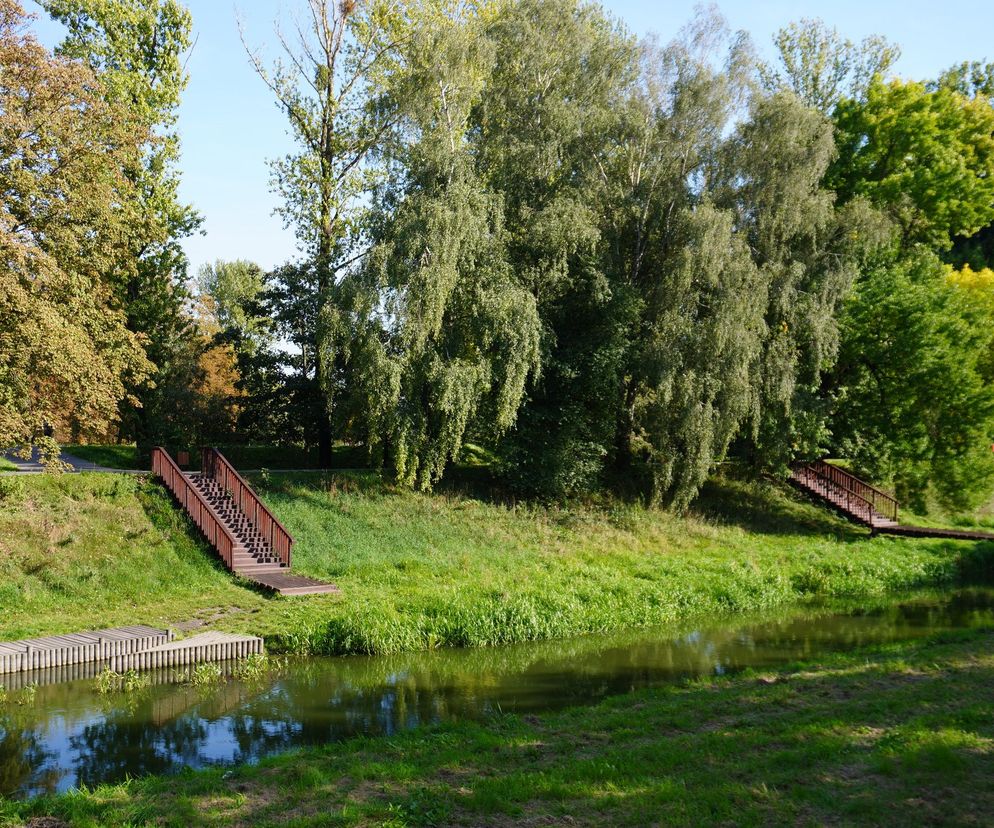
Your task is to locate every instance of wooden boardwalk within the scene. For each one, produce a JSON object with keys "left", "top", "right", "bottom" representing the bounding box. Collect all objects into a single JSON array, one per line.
[
  {"left": 875, "top": 524, "right": 994, "bottom": 542},
  {"left": 0, "top": 626, "right": 263, "bottom": 678},
  {"left": 152, "top": 447, "right": 339, "bottom": 596},
  {"left": 0, "top": 626, "right": 169, "bottom": 674}
]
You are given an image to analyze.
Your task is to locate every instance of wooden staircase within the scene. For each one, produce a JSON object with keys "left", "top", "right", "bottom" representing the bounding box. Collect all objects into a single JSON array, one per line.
[
  {"left": 152, "top": 447, "right": 339, "bottom": 596},
  {"left": 789, "top": 460, "right": 899, "bottom": 531},
  {"left": 790, "top": 459, "right": 994, "bottom": 542}
]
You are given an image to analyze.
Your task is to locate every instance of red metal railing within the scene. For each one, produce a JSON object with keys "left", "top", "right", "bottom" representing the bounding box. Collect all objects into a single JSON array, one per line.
[
  {"left": 151, "top": 447, "right": 238, "bottom": 570},
  {"left": 795, "top": 460, "right": 899, "bottom": 524},
  {"left": 201, "top": 447, "right": 294, "bottom": 568}
]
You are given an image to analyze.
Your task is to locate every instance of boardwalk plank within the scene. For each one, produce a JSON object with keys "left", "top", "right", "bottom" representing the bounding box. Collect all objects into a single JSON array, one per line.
[{"left": 0, "top": 626, "right": 260, "bottom": 676}]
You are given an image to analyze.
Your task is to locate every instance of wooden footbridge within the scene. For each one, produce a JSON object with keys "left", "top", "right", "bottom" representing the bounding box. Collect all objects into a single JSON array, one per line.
[
  {"left": 790, "top": 460, "right": 994, "bottom": 541},
  {"left": 152, "top": 447, "right": 339, "bottom": 596}
]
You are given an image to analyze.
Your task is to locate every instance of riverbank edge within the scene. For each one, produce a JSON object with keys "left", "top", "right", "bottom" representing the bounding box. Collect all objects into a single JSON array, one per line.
[
  {"left": 230, "top": 472, "right": 994, "bottom": 656},
  {"left": 255, "top": 544, "right": 994, "bottom": 656},
  {"left": 3, "top": 625, "right": 993, "bottom": 826},
  {"left": 6, "top": 471, "right": 994, "bottom": 658}
]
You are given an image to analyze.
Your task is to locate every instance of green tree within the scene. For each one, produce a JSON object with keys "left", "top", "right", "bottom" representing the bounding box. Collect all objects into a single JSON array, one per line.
[
  {"left": 474, "top": 0, "right": 639, "bottom": 498},
  {"left": 40, "top": 0, "right": 202, "bottom": 458},
  {"left": 935, "top": 62, "right": 994, "bottom": 271},
  {"left": 197, "top": 260, "right": 272, "bottom": 355},
  {"left": 479, "top": 4, "right": 873, "bottom": 504},
  {"left": 601, "top": 15, "right": 766, "bottom": 507},
  {"left": 722, "top": 93, "right": 886, "bottom": 473},
  {"left": 0, "top": 0, "right": 152, "bottom": 459},
  {"left": 833, "top": 251, "right": 994, "bottom": 511},
  {"left": 327, "top": 4, "right": 541, "bottom": 488},
  {"left": 829, "top": 79, "right": 994, "bottom": 249},
  {"left": 825, "top": 69, "right": 994, "bottom": 510},
  {"left": 242, "top": 0, "right": 410, "bottom": 466},
  {"left": 761, "top": 18, "right": 899, "bottom": 113},
  {"left": 933, "top": 60, "right": 994, "bottom": 100},
  {"left": 251, "top": 262, "right": 326, "bottom": 448}
]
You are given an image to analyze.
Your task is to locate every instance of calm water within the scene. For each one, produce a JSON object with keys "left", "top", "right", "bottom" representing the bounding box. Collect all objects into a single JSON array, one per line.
[{"left": 3, "top": 587, "right": 994, "bottom": 799}]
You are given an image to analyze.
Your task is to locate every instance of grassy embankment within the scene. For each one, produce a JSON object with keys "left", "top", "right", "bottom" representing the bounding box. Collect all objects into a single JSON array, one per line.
[
  {"left": 3, "top": 628, "right": 993, "bottom": 826},
  {"left": 1, "top": 469, "right": 991, "bottom": 653}
]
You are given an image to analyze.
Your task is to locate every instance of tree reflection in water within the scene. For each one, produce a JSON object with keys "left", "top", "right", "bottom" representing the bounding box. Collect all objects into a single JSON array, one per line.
[{"left": 0, "top": 713, "right": 61, "bottom": 797}]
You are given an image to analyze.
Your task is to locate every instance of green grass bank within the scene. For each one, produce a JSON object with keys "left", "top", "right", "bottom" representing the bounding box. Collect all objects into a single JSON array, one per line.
[
  {"left": 1, "top": 470, "right": 992, "bottom": 654},
  {"left": 3, "top": 628, "right": 993, "bottom": 826}
]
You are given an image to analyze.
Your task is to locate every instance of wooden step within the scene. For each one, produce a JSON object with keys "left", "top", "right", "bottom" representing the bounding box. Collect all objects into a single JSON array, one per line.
[
  {"left": 234, "top": 563, "right": 288, "bottom": 574},
  {"left": 247, "top": 572, "right": 341, "bottom": 596}
]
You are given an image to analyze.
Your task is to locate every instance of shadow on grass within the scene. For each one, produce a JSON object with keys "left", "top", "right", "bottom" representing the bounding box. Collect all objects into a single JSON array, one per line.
[
  {"left": 255, "top": 465, "right": 881, "bottom": 545},
  {"left": 690, "top": 475, "right": 871, "bottom": 541}
]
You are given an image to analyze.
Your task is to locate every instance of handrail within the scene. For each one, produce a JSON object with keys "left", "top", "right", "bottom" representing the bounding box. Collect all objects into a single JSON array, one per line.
[
  {"left": 201, "top": 447, "right": 293, "bottom": 568},
  {"left": 151, "top": 447, "right": 239, "bottom": 570},
  {"left": 800, "top": 460, "right": 899, "bottom": 523},
  {"left": 810, "top": 460, "right": 897, "bottom": 506}
]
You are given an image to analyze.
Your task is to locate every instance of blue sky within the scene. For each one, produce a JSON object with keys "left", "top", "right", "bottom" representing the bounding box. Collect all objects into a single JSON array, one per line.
[{"left": 28, "top": 1, "right": 994, "bottom": 277}]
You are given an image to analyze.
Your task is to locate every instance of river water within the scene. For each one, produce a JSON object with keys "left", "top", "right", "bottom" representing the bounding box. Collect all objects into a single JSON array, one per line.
[{"left": 3, "top": 587, "right": 994, "bottom": 798}]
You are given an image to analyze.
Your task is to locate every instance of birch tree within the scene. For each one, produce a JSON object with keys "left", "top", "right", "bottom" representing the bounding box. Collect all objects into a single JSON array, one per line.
[{"left": 242, "top": 0, "right": 408, "bottom": 465}]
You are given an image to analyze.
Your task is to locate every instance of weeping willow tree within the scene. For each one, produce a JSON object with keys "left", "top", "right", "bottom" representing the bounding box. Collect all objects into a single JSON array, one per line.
[
  {"left": 722, "top": 92, "right": 885, "bottom": 472},
  {"left": 603, "top": 17, "right": 766, "bottom": 509},
  {"left": 474, "top": 0, "right": 642, "bottom": 498},
  {"left": 310, "top": 0, "right": 878, "bottom": 505},
  {"left": 326, "top": 6, "right": 540, "bottom": 489}
]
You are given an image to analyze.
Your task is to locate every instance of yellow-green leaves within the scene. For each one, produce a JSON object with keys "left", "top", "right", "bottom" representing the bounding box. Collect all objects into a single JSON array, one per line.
[
  {"left": 0, "top": 0, "right": 153, "bottom": 449},
  {"left": 830, "top": 79, "right": 994, "bottom": 249}
]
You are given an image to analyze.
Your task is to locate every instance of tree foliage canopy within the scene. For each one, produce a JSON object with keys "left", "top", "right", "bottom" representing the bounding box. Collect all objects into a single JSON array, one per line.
[
  {"left": 834, "top": 252, "right": 994, "bottom": 511},
  {"left": 830, "top": 79, "right": 994, "bottom": 249},
  {"left": 13, "top": 0, "right": 994, "bottom": 516},
  {"left": 0, "top": 0, "right": 151, "bottom": 457},
  {"left": 39, "top": 0, "right": 201, "bottom": 457},
  {"left": 761, "top": 18, "right": 899, "bottom": 113}
]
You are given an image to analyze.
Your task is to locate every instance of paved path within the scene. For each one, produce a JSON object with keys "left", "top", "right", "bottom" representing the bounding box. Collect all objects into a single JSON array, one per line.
[{"left": 2, "top": 447, "right": 136, "bottom": 473}]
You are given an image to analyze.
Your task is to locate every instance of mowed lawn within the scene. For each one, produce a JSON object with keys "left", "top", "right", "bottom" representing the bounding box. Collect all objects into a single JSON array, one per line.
[
  {"left": 4, "top": 629, "right": 993, "bottom": 826},
  {"left": 1, "top": 470, "right": 991, "bottom": 653}
]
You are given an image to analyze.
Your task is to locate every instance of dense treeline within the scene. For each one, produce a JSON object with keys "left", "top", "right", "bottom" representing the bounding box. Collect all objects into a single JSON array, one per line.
[{"left": 3, "top": 0, "right": 994, "bottom": 512}]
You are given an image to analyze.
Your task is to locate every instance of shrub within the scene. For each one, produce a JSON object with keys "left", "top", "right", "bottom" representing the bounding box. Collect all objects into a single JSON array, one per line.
[{"left": 0, "top": 476, "right": 25, "bottom": 504}]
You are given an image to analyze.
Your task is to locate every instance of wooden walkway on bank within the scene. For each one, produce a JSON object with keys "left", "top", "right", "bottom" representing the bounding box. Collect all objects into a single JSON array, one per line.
[
  {"left": 152, "top": 447, "right": 339, "bottom": 597},
  {"left": 875, "top": 524, "right": 994, "bottom": 542},
  {"left": 0, "top": 626, "right": 262, "bottom": 677},
  {"left": 790, "top": 460, "right": 994, "bottom": 542}
]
